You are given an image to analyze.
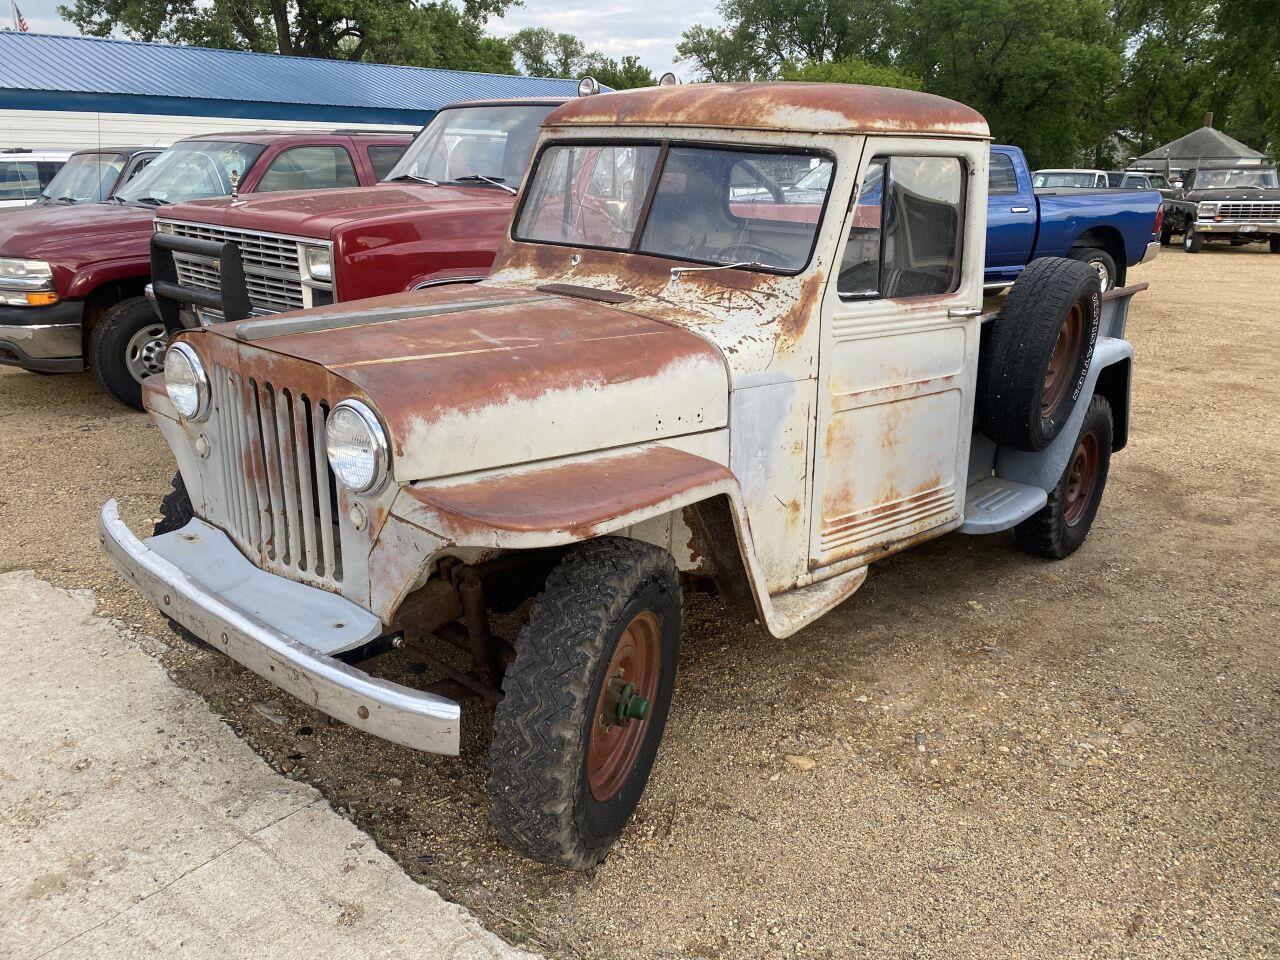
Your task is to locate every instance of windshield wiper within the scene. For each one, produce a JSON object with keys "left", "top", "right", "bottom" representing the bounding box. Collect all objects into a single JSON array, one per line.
[
  {"left": 670, "top": 261, "right": 769, "bottom": 280},
  {"left": 453, "top": 174, "right": 517, "bottom": 195},
  {"left": 130, "top": 197, "right": 167, "bottom": 206},
  {"left": 387, "top": 173, "right": 439, "bottom": 186}
]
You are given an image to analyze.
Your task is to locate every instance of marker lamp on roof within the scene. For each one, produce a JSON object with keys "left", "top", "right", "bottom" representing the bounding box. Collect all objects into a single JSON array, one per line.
[{"left": 659, "top": 72, "right": 679, "bottom": 86}]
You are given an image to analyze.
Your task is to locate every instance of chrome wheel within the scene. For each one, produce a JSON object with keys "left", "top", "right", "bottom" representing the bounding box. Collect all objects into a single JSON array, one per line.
[{"left": 125, "top": 323, "right": 168, "bottom": 384}]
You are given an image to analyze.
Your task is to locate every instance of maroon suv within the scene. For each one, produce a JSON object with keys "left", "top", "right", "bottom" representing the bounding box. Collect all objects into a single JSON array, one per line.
[{"left": 0, "top": 129, "right": 409, "bottom": 408}]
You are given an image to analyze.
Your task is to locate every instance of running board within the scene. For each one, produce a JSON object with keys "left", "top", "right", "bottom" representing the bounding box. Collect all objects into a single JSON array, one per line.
[{"left": 960, "top": 477, "right": 1047, "bottom": 534}]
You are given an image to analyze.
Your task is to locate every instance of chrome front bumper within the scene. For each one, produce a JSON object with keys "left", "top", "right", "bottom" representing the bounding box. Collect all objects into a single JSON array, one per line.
[
  {"left": 1192, "top": 220, "right": 1280, "bottom": 235},
  {"left": 98, "top": 500, "right": 461, "bottom": 755}
]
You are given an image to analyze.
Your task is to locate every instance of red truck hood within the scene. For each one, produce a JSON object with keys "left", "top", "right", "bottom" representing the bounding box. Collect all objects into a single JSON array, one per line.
[
  {"left": 0, "top": 201, "right": 154, "bottom": 262},
  {"left": 187, "top": 285, "right": 730, "bottom": 482},
  {"left": 163, "top": 183, "right": 513, "bottom": 240}
]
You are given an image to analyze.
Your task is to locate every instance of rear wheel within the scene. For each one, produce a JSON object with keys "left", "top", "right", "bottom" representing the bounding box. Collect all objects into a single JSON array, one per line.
[
  {"left": 1015, "top": 395, "right": 1113, "bottom": 559},
  {"left": 1159, "top": 221, "right": 1174, "bottom": 246},
  {"left": 488, "top": 537, "right": 682, "bottom": 869},
  {"left": 88, "top": 296, "right": 168, "bottom": 410},
  {"left": 1068, "top": 247, "right": 1117, "bottom": 291},
  {"left": 1184, "top": 229, "right": 1204, "bottom": 253}
]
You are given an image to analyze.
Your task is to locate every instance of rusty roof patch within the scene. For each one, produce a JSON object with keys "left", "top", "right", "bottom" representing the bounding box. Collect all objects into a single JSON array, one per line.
[{"left": 547, "top": 82, "right": 990, "bottom": 139}]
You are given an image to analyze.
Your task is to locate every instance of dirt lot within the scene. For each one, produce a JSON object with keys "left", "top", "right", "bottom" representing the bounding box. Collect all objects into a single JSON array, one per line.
[{"left": 1, "top": 246, "right": 1276, "bottom": 959}]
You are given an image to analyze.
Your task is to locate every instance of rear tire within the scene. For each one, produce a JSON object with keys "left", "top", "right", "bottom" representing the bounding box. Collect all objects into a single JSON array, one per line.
[
  {"left": 488, "top": 537, "right": 682, "bottom": 869},
  {"left": 1184, "top": 229, "right": 1204, "bottom": 253},
  {"left": 1068, "top": 247, "right": 1117, "bottom": 291},
  {"left": 1015, "top": 395, "right": 1113, "bottom": 559},
  {"left": 1159, "top": 221, "right": 1173, "bottom": 246},
  {"left": 88, "top": 296, "right": 168, "bottom": 410},
  {"left": 979, "top": 257, "right": 1101, "bottom": 453}
]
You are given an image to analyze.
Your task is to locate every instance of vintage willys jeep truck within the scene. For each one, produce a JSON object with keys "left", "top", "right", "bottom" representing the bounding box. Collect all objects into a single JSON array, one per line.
[{"left": 100, "top": 83, "right": 1143, "bottom": 869}]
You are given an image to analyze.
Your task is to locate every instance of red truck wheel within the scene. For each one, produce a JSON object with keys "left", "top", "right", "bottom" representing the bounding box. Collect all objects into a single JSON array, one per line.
[
  {"left": 488, "top": 537, "right": 682, "bottom": 870},
  {"left": 89, "top": 296, "right": 168, "bottom": 410}
]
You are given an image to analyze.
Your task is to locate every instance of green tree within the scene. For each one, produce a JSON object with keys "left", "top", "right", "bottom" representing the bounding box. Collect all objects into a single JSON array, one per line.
[
  {"left": 57, "top": 0, "right": 517, "bottom": 71},
  {"left": 780, "top": 56, "right": 922, "bottom": 91},
  {"left": 584, "top": 54, "right": 657, "bottom": 90},
  {"left": 509, "top": 26, "right": 587, "bottom": 77}
]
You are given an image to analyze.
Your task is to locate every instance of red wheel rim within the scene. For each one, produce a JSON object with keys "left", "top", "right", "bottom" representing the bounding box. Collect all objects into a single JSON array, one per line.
[
  {"left": 587, "top": 610, "right": 660, "bottom": 803},
  {"left": 1063, "top": 430, "right": 1101, "bottom": 526},
  {"left": 1042, "top": 301, "right": 1085, "bottom": 416}
]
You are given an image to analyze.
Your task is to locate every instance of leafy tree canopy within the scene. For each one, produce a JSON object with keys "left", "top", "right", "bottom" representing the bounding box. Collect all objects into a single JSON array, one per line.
[{"left": 679, "top": 0, "right": 1277, "bottom": 166}]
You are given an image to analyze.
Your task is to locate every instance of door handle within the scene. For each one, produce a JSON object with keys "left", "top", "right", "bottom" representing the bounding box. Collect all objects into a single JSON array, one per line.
[
  {"left": 947, "top": 306, "right": 982, "bottom": 318},
  {"left": 1010, "top": 206, "right": 1030, "bottom": 213}
]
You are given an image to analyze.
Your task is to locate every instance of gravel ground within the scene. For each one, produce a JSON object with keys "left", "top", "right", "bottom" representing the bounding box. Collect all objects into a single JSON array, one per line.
[{"left": 1, "top": 246, "right": 1276, "bottom": 959}]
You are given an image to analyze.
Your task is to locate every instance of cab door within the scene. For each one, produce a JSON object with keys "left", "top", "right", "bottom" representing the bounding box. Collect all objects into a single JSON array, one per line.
[{"left": 809, "top": 137, "right": 988, "bottom": 571}]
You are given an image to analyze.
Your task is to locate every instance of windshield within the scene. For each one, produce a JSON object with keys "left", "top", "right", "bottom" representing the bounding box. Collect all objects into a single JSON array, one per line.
[
  {"left": 385, "top": 104, "right": 556, "bottom": 186},
  {"left": 1033, "top": 171, "right": 1099, "bottom": 189},
  {"left": 115, "top": 140, "right": 265, "bottom": 205},
  {"left": 1191, "top": 168, "right": 1278, "bottom": 189},
  {"left": 515, "top": 142, "right": 834, "bottom": 274},
  {"left": 40, "top": 152, "right": 126, "bottom": 203},
  {"left": 1149, "top": 174, "right": 1171, "bottom": 189}
]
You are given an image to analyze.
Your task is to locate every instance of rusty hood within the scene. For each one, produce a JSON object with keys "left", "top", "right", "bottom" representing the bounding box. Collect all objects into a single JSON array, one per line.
[{"left": 204, "top": 285, "right": 730, "bottom": 483}]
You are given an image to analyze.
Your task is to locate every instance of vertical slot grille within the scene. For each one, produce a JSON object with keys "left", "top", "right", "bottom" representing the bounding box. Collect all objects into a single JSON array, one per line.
[{"left": 210, "top": 363, "right": 342, "bottom": 584}]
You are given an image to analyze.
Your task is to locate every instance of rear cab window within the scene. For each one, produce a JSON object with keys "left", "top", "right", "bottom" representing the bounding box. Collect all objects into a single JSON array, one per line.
[
  {"left": 367, "top": 144, "right": 407, "bottom": 180},
  {"left": 988, "top": 153, "right": 1020, "bottom": 195}
]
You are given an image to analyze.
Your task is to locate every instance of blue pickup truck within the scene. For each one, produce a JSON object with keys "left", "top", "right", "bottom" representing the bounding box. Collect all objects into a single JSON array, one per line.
[{"left": 987, "top": 145, "right": 1163, "bottom": 290}]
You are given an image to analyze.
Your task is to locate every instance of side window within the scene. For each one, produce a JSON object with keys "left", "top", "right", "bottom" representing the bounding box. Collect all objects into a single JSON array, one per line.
[
  {"left": 367, "top": 144, "right": 406, "bottom": 181},
  {"left": 988, "top": 153, "right": 1019, "bottom": 195},
  {"left": 838, "top": 155, "right": 965, "bottom": 300},
  {"left": 257, "top": 146, "right": 359, "bottom": 193},
  {"left": 0, "top": 160, "right": 40, "bottom": 200}
]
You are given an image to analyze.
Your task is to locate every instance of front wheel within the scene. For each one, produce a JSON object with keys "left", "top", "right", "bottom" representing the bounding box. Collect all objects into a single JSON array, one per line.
[
  {"left": 1184, "top": 229, "right": 1204, "bottom": 253},
  {"left": 1270, "top": 237, "right": 1280, "bottom": 254},
  {"left": 1015, "top": 395, "right": 1113, "bottom": 559},
  {"left": 88, "top": 296, "right": 168, "bottom": 410},
  {"left": 488, "top": 537, "right": 682, "bottom": 869}
]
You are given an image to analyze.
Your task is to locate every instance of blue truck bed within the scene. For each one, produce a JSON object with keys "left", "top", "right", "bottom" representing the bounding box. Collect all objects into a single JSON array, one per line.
[{"left": 986, "top": 145, "right": 1163, "bottom": 288}]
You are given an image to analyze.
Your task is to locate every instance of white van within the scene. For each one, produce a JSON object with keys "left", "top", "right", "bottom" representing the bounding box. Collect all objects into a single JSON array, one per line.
[{"left": 0, "top": 149, "right": 74, "bottom": 208}]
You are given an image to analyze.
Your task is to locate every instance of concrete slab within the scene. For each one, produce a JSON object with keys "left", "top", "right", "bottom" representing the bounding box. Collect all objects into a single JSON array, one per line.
[{"left": 0, "top": 571, "right": 535, "bottom": 960}]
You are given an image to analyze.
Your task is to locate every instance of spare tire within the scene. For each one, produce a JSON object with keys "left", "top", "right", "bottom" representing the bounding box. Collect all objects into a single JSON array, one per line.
[{"left": 978, "top": 257, "right": 1101, "bottom": 452}]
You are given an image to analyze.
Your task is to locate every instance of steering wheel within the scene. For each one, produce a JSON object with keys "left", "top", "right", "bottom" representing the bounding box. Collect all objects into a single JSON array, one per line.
[
  {"left": 738, "top": 160, "right": 786, "bottom": 203},
  {"left": 709, "top": 240, "right": 790, "bottom": 269}
]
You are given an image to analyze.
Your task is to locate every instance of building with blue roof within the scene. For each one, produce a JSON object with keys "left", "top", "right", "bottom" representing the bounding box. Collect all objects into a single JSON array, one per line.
[{"left": 0, "top": 32, "right": 585, "bottom": 150}]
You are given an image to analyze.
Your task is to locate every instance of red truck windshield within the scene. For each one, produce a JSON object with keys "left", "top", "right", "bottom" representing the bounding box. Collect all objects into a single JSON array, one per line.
[
  {"left": 116, "top": 140, "right": 265, "bottom": 205},
  {"left": 385, "top": 104, "right": 555, "bottom": 189}
]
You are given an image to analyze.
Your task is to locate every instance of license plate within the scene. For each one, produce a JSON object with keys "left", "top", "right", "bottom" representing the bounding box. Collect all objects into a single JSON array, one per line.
[{"left": 1239, "top": 224, "right": 1257, "bottom": 233}]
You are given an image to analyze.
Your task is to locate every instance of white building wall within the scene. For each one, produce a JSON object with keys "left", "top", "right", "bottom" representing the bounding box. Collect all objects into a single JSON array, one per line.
[{"left": 0, "top": 107, "right": 420, "bottom": 150}]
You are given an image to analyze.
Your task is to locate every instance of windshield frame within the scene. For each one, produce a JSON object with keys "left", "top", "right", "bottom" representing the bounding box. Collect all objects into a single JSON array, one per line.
[
  {"left": 115, "top": 139, "right": 267, "bottom": 206},
  {"left": 39, "top": 150, "right": 128, "bottom": 203},
  {"left": 384, "top": 102, "right": 557, "bottom": 189},
  {"left": 1190, "top": 167, "right": 1278, "bottom": 190},
  {"left": 511, "top": 137, "right": 838, "bottom": 277}
]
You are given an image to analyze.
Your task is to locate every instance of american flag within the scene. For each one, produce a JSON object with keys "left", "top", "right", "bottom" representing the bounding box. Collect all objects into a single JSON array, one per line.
[{"left": 12, "top": 0, "right": 28, "bottom": 31}]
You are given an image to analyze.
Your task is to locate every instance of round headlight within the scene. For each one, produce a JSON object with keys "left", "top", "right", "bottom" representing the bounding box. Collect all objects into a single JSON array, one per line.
[
  {"left": 164, "top": 341, "right": 209, "bottom": 420},
  {"left": 325, "top": 400, "right": 389, "bottom": 494}
]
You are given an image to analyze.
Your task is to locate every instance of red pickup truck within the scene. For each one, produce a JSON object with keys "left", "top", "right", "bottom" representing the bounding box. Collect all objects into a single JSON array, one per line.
[
  {"left": 0, "top": 129, "right": 410, "bottom": 408},
  {"left": 149, "top": 99, "right": 565, "bottom": 332}
]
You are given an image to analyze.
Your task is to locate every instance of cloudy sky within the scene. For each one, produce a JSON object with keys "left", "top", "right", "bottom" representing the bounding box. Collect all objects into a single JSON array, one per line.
[{"left": 11, "top": 0, "right": 720, "bottom": 76}]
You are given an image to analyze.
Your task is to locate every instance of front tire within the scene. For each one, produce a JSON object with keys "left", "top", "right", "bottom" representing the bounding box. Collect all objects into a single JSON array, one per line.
[
  {"left": 488, "top": 537, "right": 682, "bottom": 870},
  {"left": 1015, "top": 395, "right": 1113, "bottom": 559},
  {"left": 153, "top": 472, "right": 204, "bottom": 646},
  {"left": 1270, "top": 237, "right": 1280, "bottom": 254},
  {"left": 1184, "top": 229, "right": 1204, "bottom": 253},
  {"left": 88, "top": 296, "right": 168, "bottom": 410}
]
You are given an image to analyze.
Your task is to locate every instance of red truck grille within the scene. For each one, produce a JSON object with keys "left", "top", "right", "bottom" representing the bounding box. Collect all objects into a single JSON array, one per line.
[
  {"left": 210, "top": 362, "right": 343, "bottom": 585},
  {"left": 168, "top": 222, "right": 308, "bottom": 317}
]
